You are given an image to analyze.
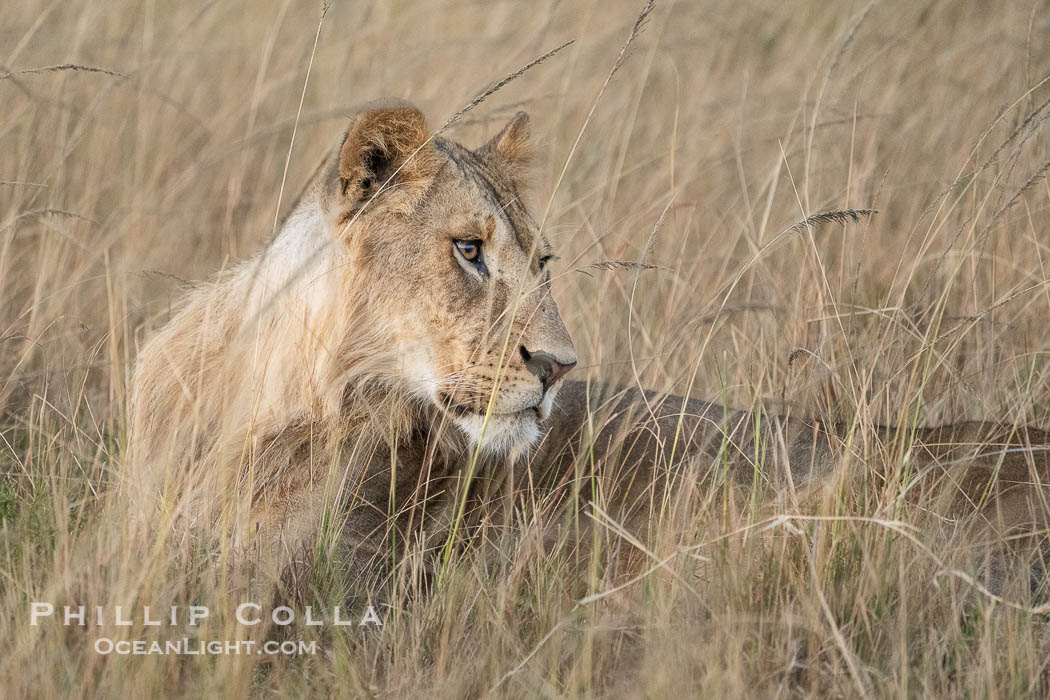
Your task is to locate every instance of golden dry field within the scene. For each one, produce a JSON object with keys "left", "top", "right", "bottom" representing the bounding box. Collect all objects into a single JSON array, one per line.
[{"left": 3, "top": 0, "right": 1050, "bottom": 696}]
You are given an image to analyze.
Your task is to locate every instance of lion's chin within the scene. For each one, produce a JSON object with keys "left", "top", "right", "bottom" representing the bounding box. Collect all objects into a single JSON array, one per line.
[{"left": 451, "top": 411, "right": 541, "bottom": 458}]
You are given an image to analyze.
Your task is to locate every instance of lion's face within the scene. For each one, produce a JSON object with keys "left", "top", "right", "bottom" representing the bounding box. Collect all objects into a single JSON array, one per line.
[{"left": 322, "top": 102, "right": 576, "bottom": 454}]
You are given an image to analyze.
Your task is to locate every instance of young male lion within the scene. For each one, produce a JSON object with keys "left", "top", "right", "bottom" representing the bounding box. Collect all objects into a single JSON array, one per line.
[{"left": 128, "top": 100, "right": 1050, "bottom": 595}]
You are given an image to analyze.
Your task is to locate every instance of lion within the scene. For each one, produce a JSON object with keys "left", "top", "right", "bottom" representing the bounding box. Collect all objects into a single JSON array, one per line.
[{"left": 127, "top": 99, "right": 1050, "bottom": 597}]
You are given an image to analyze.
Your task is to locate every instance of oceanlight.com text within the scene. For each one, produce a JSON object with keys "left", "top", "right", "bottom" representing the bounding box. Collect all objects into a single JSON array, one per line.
[{"left": 93, "top": 638, "right": 318, "bottom": 656}]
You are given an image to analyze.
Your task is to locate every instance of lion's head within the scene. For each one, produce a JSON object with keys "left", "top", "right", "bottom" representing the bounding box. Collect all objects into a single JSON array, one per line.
[{"left": 312, "top": 101, "right": 577, "bottom": 455}]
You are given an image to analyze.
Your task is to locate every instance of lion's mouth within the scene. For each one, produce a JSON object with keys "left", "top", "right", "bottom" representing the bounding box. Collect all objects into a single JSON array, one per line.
[{"left": 438, "top": 393, "right": 542, "bottom": 420}]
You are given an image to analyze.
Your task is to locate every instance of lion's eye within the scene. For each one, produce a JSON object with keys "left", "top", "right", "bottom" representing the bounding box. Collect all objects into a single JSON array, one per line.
[
  {"left": 538, "top": 255, "right": 553, "bottom": 271},
  {"left": 454, "top": 239, "right": 482, "bottom": 263}
]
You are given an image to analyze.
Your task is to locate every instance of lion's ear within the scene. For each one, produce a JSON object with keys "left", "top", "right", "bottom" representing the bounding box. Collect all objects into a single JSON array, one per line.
[
  {"left": 478, "top": 111, "right": 534, "bottom": 188},
  {"left": 330, "top": 101, "right": 437, "bottom": 220}
]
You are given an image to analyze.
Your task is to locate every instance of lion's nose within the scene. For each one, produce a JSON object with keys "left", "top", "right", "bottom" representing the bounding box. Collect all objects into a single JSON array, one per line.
[{"left": 520, "top": 346, "right": 577, "bottom": 392}]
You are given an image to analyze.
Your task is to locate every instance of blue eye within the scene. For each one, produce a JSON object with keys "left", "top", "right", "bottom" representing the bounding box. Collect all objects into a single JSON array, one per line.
[
  {"left": 538, "top": 255, "right": 552, "bottom": 270},
  {"left": 454, "top": 239, "right": 482, "bottom": 263}
]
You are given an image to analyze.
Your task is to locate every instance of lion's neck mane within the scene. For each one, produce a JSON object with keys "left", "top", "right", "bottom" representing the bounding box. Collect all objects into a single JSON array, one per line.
[{"left": 144, "top": 188, "right": 460, "bottom": 472}]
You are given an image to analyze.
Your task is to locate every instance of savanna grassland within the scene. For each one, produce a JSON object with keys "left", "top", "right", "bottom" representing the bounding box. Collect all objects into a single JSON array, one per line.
[{"left": 4, "top": 0, "right": 1050, "bottom": 696}]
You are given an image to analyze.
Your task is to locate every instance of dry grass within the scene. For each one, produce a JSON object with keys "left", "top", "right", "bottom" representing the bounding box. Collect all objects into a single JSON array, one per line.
[{"left": 3, "top": 0, "right": 1050, "bottom": 696}]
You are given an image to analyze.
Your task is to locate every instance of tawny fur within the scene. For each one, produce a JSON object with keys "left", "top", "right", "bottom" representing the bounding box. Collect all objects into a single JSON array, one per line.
[{"left": 127, "top": 101, "right": 1050, "bottom": 597}]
